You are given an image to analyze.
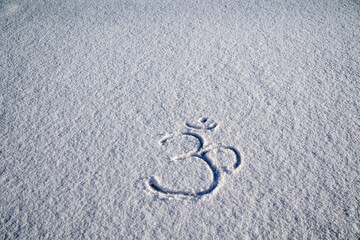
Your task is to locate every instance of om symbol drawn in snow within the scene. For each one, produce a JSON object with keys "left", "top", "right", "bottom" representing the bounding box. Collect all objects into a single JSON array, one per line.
[{"left": 148, "top": 117, "right": 242, "bottom": 198}]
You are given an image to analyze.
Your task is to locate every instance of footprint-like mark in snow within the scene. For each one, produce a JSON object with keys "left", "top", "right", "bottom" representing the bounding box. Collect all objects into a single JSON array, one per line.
[{"left": 148, "top": 118, "right": 242, "bottom": 197}]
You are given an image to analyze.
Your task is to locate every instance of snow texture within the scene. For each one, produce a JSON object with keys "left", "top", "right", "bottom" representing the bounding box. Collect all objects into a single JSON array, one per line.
[{"left": 1, "top": 0, "right": 360, "bottom": 239}]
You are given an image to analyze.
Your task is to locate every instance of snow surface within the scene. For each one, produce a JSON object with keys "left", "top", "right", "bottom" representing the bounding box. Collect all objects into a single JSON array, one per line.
[{"left": 1, "top": 0, "right": 360, "bottom": 238}]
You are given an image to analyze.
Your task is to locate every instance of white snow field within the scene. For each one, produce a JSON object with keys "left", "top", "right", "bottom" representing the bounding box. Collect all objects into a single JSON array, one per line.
[{"left": 1, "top": 0, "right": 360, "bottom": 238}]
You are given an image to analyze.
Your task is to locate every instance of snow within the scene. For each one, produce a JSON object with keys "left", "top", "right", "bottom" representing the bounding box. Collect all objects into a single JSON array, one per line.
[{"left": 1, "top": 0, "right": 359, "bottom": 238}]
